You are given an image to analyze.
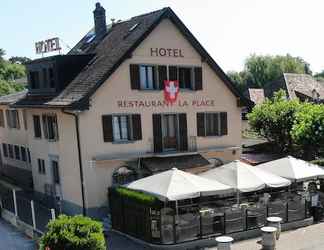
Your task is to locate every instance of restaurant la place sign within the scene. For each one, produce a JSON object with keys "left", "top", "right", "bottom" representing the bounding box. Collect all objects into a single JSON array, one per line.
[{"left": 117, "top": 99, "right": 216, "bottom": 108}]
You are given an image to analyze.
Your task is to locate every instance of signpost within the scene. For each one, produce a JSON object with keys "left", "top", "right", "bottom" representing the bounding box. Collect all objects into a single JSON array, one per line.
[{"left": 35, "top": 37, "right": 61, "bottom": 55}]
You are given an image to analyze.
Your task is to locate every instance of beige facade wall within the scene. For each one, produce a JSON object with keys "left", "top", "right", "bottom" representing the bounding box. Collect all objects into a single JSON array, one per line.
[
  {"left": 0, "top": 105, "right": 83, "bottom": 209},
  {"left": 78, "top": 19, "right": 242, "bottom": 209},
  {"left": 0, "top": 105, "right": 31, "bottom": 170},
  {"left": 25, "top": 109, "right": 83, "bottom": 207}
]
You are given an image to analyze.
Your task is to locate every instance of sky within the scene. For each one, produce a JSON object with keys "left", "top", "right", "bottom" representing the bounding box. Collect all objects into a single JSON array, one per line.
[{"left": 2, "top": 0, "right": 324, "bottom": 73}]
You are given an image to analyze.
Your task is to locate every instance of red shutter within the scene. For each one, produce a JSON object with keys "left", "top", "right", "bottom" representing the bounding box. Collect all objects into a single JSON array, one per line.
[
  {"left": 129, "top": 64, "right": 140, "bottom": 89},
  {"left": 220, "top": 112, "right": 228, "bottom": 135},
  {"left": 102, "top": 115, "right": 113, "bottom": 142},
  {"left": 132, "top": 114, "right": 142, "bottom": 140},
  {"left": 194, "top": 67, "right": 203, "bottom": 90},
  {"left": 197, "top": 113, "right": 205, "bottom": 137}
]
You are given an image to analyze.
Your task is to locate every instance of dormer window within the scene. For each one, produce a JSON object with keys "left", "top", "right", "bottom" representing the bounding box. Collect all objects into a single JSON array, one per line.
[{"left": 30, "top": 71, "right": 40, "bottom": 89}]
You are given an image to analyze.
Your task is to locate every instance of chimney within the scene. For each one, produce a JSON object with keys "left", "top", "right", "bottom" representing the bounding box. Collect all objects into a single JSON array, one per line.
[{"left": 93, "top": 2, "right": 107, "bottom": 41}]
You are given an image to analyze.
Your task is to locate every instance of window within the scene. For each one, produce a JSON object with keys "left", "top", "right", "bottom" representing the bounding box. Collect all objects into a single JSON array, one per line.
[
  {"left": 33, "top": 115, "right": 42, "bottom": 138},
  {"left": 8, "top": 144, "right": 14, "bottom": 159},
  {"left": 169, "top": 66, "right": 203, "bottom": 90},
  {"left": 130, "top": 64, "right": 167, "bottom": 90},
  {"left": 5, "top": 110, "right": 20, "bottom": 129},
  {"left": 139, "top": 65, "right": 157, "bottom": 89},
  {"left": 27, "top": 148, "right": 31, "bottom": 163},
  {"left": 42, "top": 68, "right": 48, "bottom": 88},
  {"left": 52, "top": 160, "right": 60, "bottom": 184},
  {"left": 0, "top": 109, "right": 4, "bottom": 127},
  {"left": 197, "top": 112, "right": 228, "bottom": 137},
  {"left": 152, "top": 113, "right": 188, "bottom": 153},
  {"left": 14, "top": 145, "right": 20, "bottom": 160},
  {"left": 22, "top": 110, "right": 28, "bottom": 130},
  {"left": 113, "top": 115, "right": 130, "bottom": 141},
  {"left": 2, "top": 144, "right": 8, "bottom": 158},
  {"left": 169, "top": 66, "right": 193, "bottom": 89},
  {"left": 21, "top": 147, "right": 27, "bottom": 162},
  {"left": 30, "top": 71, "right": 40, "bottom": 89},
  {"left": 102, "top": 114, "right": 142, "bottom": 143},
  {"left": 179, "top": 67, "right": 193, "bottom": 89},
  {"left": 49, "top": 68, "right": 55, "bottom": 88},
  {"left": 42, "top": 114, "right": 59, "bottom": 141},
  {"left": 38, "top": 159, "right": 46, "bottom": 174},
  {"left": 205, "top": 113, "right": 220, "bottom": 136}
]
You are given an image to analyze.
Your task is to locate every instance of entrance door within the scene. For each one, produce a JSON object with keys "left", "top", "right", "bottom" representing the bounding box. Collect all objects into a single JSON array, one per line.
[{"left": 162, "top": 114, "right": 178, "bottom": 151}]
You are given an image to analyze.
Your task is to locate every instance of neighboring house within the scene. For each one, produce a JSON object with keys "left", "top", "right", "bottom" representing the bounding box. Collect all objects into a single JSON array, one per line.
[
  {"left": 264, "top": 73, "right": 324, "bottom": 103},
  {"left": 0, "top": 3, "right": 248, "bottom": 218},
  {"left": 245, "top": 88, "right": 265, "bottom": 105},
  {"left": 242, "top": 88, "right": 265, "bottom": 131}
]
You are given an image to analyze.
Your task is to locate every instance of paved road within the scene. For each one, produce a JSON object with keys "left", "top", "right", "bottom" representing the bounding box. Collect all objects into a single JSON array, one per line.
[
  {"left": 215, "top": 222, "right": 324, "bottom": 250},
  {"left": 107, "top": 222, "right": 324, "bottom": 250},
  {"left": 0, "top": 219, "right": 36, "bottom": 250}
]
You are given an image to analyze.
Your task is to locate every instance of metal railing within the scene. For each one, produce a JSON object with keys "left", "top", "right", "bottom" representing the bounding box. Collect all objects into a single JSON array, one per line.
[{"left": 0, "top": 186, "right": 56, "bottom": 233}]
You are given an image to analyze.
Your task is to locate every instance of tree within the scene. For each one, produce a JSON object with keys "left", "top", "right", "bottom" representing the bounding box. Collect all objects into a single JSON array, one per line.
[
  {"left": 228, "top": 54, "right": 311, "bottom": 91},
  {"left": 8, "top": 56, "right": 31, "bottom": 64},
  {"left": 314, "top": 70, "right": 324, "bottom": 82},
  {"left": 291, "top": 103, "right": 324, "bottom": 160},
  {"left": 40, "top": 215, "right": 106, "bottom": 250},
  {"left": 0, "top": 48, "right": 27, "bottom": 96},
  {"left": 248, "top": 90, "right": 301, "bottom": 152},
  {"left": 0, "top": 49, "right": 5, "bottom": 61},
  {"left": 0, "top": 79, "right": 25, "bottom": 96}
]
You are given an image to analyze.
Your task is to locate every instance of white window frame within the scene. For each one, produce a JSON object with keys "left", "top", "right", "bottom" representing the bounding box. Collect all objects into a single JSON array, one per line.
[
  {"left": 6, "top": 109, "right": 20, "bottom": 129},
  {"left": 42, "top": 114, "right": 59, "bottom": 141},
  {"left": 204, "top": 112, "right": 222, "bottom": 137},
  {"left": 112, "top": 114, "right": 133, "bottom": 142},
  {"left": 38, "top": 158, "right": 46, "bottom": 175},
  {"left": 139, "top": 65, "right": 158, "bottom": 90}
]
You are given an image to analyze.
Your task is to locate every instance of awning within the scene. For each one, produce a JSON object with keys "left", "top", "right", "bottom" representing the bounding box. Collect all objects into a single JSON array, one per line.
[
  {"left": 257, "top": 156, "right": 324, "bottom": 181},
  {"left": 199, "top": 160, "right": 290, "bottom": 192},
  {"left": 126, "top": 168, "right": 234, "bottom": 201},
  {"left": 141, "top": 154, "right": 211, "bottom": 174}
]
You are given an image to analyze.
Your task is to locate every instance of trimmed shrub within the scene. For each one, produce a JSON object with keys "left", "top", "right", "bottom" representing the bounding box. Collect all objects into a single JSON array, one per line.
[
  {"left": 39, "top": 215, "right": 106, "bottom": 250},
  {"left": 115, "top": 187, "right": 157, "bottom": 206},
  {"left": 311, "top": 159, "right": 324, "bottom": 167}
]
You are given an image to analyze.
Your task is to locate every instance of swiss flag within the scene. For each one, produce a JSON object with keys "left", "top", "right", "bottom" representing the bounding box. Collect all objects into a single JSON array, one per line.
[{"left": 164, "top": 80, "right": 179, "bottom": 103}]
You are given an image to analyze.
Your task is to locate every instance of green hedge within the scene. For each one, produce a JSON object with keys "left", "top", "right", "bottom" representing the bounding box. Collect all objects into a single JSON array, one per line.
[
  {"left": 311, "top": 159, "right": 324, "bottom": 167},
  {"left": 39, "top": 215, "right": 106, "bottom": 250},
  {"left": 115, "top": 187, "right": 157, "bottom": 206}
]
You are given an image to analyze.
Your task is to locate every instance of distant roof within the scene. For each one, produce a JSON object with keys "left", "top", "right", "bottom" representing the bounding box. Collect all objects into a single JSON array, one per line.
[
  {"left": 283, "top": 73, "right": 324, "bottom": 100},
  {"left": 9, "top": 7, "right": 249, "bottom": 109},
  {"left": 264, "top": 73, "right": 324, "bottom": 101},
  {"left": 246, "top": 88, "right": 265, "bottom": 104},
  {"left": 0, "top": 90, "right": 27, "bottom": 105}
]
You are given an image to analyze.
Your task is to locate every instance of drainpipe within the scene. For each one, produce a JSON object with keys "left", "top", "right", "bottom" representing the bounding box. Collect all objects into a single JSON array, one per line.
[{"left": 62, "top": 109, "right": 86, "bottom": 216}]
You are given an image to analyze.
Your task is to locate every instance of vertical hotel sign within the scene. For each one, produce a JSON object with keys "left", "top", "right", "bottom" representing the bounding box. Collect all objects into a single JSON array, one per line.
[{"left": 35, "top": 37, "right": 61, "bottom": 55}]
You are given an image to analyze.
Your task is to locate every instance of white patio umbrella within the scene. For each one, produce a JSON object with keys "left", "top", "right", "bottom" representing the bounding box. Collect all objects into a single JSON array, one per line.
[
  {"left": 126, "top": 168, "right": 234, "bottom": 202},
  {"left": 199, "top": 160, "right": 291, "bottom": 203},
  {"left": 257, "top": 156, "right": 324, "bottom": 182}
]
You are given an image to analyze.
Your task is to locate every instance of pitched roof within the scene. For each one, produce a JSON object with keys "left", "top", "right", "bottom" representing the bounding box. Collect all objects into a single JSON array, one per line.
[
  {"left": 283, "top": 73, "right": 324, "bottom": 100},
  {"left": 13, "top": 7, "right": 249, "bottom": 109},
  {"left": 0, "top": 90, "right": 27, "bottom": 105},
  {"left": 246, "top": 88, "right": 265, "bottom": 104},
  {"left": 263, "top": 73, "right": 324, "bottom": 102}
]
